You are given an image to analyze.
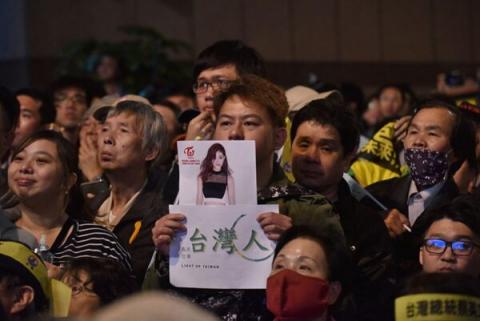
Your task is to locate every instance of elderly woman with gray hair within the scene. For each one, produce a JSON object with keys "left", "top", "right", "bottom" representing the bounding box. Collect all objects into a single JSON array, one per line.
[{"left": 90, "top": 100, "right": 168, "bottom": 284}]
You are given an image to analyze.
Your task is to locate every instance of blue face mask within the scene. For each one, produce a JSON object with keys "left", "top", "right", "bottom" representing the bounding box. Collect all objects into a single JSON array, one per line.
[{"left": 404, "top": 148, "right": 449, "bottom": 190}]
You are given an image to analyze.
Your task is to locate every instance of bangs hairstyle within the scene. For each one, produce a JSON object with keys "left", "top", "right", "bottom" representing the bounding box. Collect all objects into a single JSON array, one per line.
[
  {"left": 274, "top": 225, "right": 353, "bottom": 288},
  {"left": 193, "top": 40, "right": 266, "bottom": 80},
  {"left": 106, "top": 100, "right": 167, "bottom": 169},
  {"left": 10, "top": 130, "right": 78, "bottom": 185},
  {"left": 213, "top": 74, "right": 288, "bottom": 128},
  {"left": 290, "top": 99, "right": 360, "bottom": 156},
  {"left": 199, "top": 143, "right": 231, "bottom": 181}
]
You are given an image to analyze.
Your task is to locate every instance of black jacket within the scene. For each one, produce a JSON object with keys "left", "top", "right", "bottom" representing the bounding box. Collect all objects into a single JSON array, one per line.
[
  {"left": 366, "top": 175, "right": 460, "bottom": 278},
  {"left": 334, "top": 179, "right": 395, "bottom": 321},
  {"left": 112, "top": 177, "right": 168, "bottom": 285}
]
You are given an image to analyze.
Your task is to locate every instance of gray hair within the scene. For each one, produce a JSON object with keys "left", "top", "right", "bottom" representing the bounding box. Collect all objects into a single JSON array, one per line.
[{"left": 107, "top": 100, "right": 167, "bottom": 170}]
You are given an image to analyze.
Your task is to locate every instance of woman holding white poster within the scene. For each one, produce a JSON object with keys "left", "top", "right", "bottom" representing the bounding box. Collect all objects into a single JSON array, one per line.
[{"left": 196, "top": 143, "right": 235, "bottom": 205}]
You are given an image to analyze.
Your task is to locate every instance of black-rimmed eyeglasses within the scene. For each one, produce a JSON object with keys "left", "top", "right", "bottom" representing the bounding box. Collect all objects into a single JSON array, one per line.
[
  {"left": 192, "top": 79, "right": 232, "bottom": 94},
  {"left": 423, "top": 238, "right": 480, "bottom": 256}
]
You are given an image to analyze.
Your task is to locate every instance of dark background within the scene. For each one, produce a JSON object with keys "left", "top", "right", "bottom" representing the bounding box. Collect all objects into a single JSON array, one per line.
[{"left": 1, "top": 0, "right": 479, "bottom": 94}]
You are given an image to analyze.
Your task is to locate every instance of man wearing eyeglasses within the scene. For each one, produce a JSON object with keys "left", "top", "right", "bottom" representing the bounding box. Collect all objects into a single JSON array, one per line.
[
  {"left": 50, "top": 76, "right": 93, "bottom": 144},
  {"left": 185, "top": 40, "right": 266, "bottom": 141},
  {"left": 419, "top": 194, "right": 480, "bottom": 277}
]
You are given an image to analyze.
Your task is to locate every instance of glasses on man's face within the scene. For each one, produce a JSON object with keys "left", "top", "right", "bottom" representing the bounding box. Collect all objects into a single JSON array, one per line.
[
  {"left": 423, "top": 238, "right": 480, "bottom": 256},
  {"left": 193, "top": 78, "right": 232, "bottom": 94},
  {"left": 63, "top": 276, "right": 97, "bottom": 297},
  {"left": 54, "top": 94, "right": 87, "bottom": 106},
  {"left": 69, "top": 282, "right": 97, "bottom": 297}
]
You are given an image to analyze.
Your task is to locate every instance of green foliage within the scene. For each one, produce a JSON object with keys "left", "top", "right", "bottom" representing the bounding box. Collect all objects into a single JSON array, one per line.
[{"left": 57, "top": 25, "right": 193, "bottom": 94}]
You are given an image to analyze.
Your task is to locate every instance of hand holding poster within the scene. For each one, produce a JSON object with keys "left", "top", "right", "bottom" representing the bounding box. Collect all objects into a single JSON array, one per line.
[{"left": 169, "top": 204, "right": 278, "bottom": 289}]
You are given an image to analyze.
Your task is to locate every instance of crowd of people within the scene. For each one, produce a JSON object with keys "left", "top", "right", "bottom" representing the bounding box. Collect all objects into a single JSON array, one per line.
[{"left": 0, "top": 39, "right": 480, "bottom": 321}]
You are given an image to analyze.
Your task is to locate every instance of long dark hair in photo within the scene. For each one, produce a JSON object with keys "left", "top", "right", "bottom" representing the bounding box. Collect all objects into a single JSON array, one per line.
[{"left": 198, "top": 143, "right": 231, "bottom": 182}]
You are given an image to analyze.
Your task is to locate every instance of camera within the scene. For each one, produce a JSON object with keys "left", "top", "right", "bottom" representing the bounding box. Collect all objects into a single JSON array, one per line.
[{"left": 445, "top": 70, "right": 465, "bottom": 87}]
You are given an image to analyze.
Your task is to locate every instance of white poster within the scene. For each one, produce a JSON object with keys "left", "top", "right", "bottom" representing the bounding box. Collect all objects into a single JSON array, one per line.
[
  {"left": 177, "top": 140, "right": 257, "bottom": 205},
  {"left": 169, "top": 204, "right": 278, "bottom": 289}
]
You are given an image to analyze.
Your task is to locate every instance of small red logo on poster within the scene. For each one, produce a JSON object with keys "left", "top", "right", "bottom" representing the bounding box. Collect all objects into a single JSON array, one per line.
[{"left": 184, "top": 146, "right": 195, "bottom": 158}]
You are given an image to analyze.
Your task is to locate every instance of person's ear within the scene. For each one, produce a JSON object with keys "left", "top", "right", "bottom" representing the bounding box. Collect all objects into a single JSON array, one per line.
[
  {"left": 326, "top": 281, "right": 342, "bottom": 305},
  {"left": 274, "top": 127, "right": 287, "bottom": 150},
  {"left": 10, "top": 285, "right": 35, "bottom": 315},
  {"left": 342, "top": 149, "right": 357, "bottom": 172},
  {"left": 447, "top": 149, "right": 459, "bottom": 165},
  {"left": 66, "top": 172, "right": 78, "bottom": 191},
  {"left": 145, "top": 147, "right": 160, "bottom": 162}
]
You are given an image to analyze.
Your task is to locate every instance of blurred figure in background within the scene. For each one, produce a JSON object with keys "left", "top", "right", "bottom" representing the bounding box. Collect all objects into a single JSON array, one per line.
[
  {"left": 50, "top": 76, "right": 101, "bottom": 145},
  {"left": 187, "top": 40, "right": 266, "bottom": 141},
  {"left": 13, "top": 88, "right": 55, "bottom": 148},
  {"left": 437, "top": 69, "right": 480, "bottom": 97},
  {"left": 92, "top": 292, "right": 220, "bottom": 321},
  {"left": 95, "top": 53, "right": 126, "bottom": 98},
  {"left": 361, "top": 84, "right": 407, "bottom": 138}
]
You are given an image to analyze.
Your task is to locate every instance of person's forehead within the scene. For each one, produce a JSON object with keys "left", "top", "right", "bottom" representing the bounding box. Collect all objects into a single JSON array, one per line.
[
  {"left": 17, "top": 95, "right": 42, "bottom": 110},
  {"left": 56, "top": 86, "right": 86, "bottom": 96},
  {"left": 426, "top": 218, "right": 475, "bottom": 238},
  {"left": 411, "top": 107, "right": 455, "bottom": 129},
  {"left": 22, "top": 139, "right": 58, "bottom": 155},
  {"left": 106, "top": 111, "right": 139, "bottom": 125},
  {"left": 153, "top": 105, "right": 176, "bottom": 119},
  {"left": 278, "top": 238, "right": 326, "bottom": 260},
  {"left": 219, "top": 96, "right": 271, "bottom": 120},
  {"left": 197, "top": 64, "right": 238, "bottom": 80},
  {"left": 296, "top": 121, "right": 340, "bottom": 140},
  {"left": 380, "top": 87, "right": 402, "bottom": 97}
]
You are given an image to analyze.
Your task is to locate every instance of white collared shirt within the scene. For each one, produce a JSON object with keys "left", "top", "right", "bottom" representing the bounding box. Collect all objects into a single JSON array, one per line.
[{"left": 407, "top": 180, "right": 444, "bottom": 225}]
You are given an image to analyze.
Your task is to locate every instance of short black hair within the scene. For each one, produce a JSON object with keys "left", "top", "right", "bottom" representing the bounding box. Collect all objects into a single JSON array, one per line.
[
  {"left": 193, "top": 40, "right": 266, "bottom": 80},
  {"left": 15, "top": 88, "right": 55, "bottom": 125},
  {"left": 0, "top": 86, "right": 20, "bottom": 133},
  {"left": 410, "top": 99, "right": 477, "bottom": 168},
  {"left": 151, "top": 99, "right": 181, "bottom": 118},
  {"left": 401, "top": 272, "right": 480, "bottom": 297},
  {"left": 213, "top": 74, "right": 288, "bottom": 128},
  {"left": 376, "top": 83, "right": 406, "bottom": 103},
  {"left": 50, "top": 76, "right": 99, "bottom": 107},
  {"left": 290, "top": 98, "right": 360, "bottom": 156},
  {"left": 274, "top": 225, "right": 353, "bottom": 288},
  {"left": 63, "top": 257, "right": 137, "bottom": 306},
  {"left": 419, "top": 194, "right": 480, "bottom": 238}
]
